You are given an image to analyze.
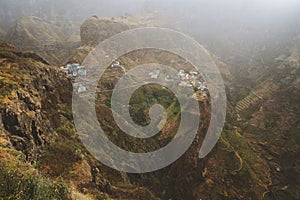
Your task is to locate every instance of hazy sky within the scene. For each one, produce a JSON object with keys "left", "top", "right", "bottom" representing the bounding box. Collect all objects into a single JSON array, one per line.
[
  {"left": 1, "top": 0, "right": 299, "bottom": 19},
  {"left": 1, "top": 0, "right": 299, "bottom": 26},
  {"left": 0, "top": 0, "right": 299, "bottom": 62}
]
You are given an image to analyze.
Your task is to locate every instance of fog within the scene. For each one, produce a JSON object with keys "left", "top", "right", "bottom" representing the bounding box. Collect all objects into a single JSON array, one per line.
[
  {"left": 1, "top": 0, "right": 299, "bottom": 26},
  {"left": 146, "top": 0, "right": 300, "bottom": 63},
  {"left": 0, "top": 0, "right": 299, "bottom": 65}
]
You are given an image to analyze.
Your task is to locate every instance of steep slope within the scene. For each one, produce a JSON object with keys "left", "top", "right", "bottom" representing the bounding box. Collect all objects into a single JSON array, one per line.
[
  {"left": 91, "top": 48, "right": 270, "bottom": 200},
  {"left": 69, "top": 16, "right": 129, "bottom": 63},
  {"left": 80, "top": 16, "right": 129, "bottom": 46},
  {"left": 230, "top": 36, "right": 300, "bottom": 199},
  {"left": 5, "top": 16, "right": 80, "bottom": 66},
  {"left": 0, "top": 40, "right": 72, "bottom": 199},
  {"left": 0, "top": 40, "right": 159, "bottom": 199},
  {"left": 68, "top": 16, "right": 271, "bottom": 199},
  {"left": 69, "top": 14, "right": 163, "bottom": 64},
  {"left": 1, "top": 12, "right": 285, "bottom": 198},
  {"left": 0, "top": 37, "right": 273, "bottom": 199}
]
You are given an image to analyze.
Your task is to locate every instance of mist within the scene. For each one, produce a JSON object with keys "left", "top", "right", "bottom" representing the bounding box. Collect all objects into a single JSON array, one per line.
[
  {"left": 0, "top": 0, "right": 299, "bottom": 65},
  {"left": 146, "top": 0, "right": 300, "bottom": 64}
]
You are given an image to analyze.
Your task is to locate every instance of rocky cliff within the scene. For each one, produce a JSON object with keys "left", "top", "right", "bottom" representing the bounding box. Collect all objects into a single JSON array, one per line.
[
  {"left": 0, "top": 40, "right": 159, "bottom": 199},
  {"left": 0, "top": 40, "right": 73, "bottom": 199},
  {"left": 0, "top": 40, "right": 71, "bottom": 159}
]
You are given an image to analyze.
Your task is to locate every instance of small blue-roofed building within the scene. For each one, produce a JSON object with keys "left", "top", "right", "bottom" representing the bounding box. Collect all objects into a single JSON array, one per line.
[
  {"left": 149, "top": 69, "right": 161, "bottom": 79},
  {"left": 78, "top": 67, "right": 87, "bottom": 76},
  {"left": 77, "top": 84, "right": 87, "bottom": 93}
]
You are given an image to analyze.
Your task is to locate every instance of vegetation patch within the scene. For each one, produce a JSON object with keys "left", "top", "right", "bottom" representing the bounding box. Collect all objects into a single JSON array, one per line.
[{"left": 0, "top": 147, "right": 70, "bottom": 200}]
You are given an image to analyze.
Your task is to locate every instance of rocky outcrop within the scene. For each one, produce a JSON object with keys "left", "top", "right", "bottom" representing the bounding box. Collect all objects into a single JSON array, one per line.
[
  {"left": 5, "top": 16, "right": 79, "bottom": 65},
  {"left": 69, "top": 13, "right": 167, "bottom": 64},
  {"left": 68, "top": 16, "right": 129, "bottom": 64},
  {"left": 0, "top": 40, "right": 72, "bottom": 160},
  {"left": 80, "top": 16, "right": 129, "bottom": 47}
]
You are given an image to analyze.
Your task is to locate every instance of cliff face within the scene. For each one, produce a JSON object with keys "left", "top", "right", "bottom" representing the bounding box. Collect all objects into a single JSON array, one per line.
[
  {"left": 5, "top": 16, "right": 80, "bottom": 66},
  {"left": 0, "top": 40, "right": 73, "bottom": 199},
  {"left": 0, "top": 40, "right": 72, "bottom": 159}
]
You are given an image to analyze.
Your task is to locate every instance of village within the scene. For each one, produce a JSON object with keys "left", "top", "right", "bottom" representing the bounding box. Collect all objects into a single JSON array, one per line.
[
  {"left": 148, "top": 67, "right": 209, "bottom": 101},
  {"left": 148, "top": 68, "right": 208, "bottom": 91},
  {"left": 61, "top": 60, "right": 209, "bottom": 101}
]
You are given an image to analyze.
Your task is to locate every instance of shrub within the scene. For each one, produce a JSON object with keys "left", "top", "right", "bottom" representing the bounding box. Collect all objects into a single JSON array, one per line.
[{"left": 0, "top": 166, "right": 71, "bottom": 200}]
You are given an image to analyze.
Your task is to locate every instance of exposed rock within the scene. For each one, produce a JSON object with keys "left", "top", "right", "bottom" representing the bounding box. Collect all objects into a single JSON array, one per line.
[
  {"left": 68, "top": 16, "right": 129, "bottom": 64},
  {"left": 80, "top": 16, "right": 129, "bottom": 47},
  {"left": 0, "top": 39, "right": 72, "bottom": 161},
  {"left": 69, "top": 13, "right": 167, "bottom": 64}
]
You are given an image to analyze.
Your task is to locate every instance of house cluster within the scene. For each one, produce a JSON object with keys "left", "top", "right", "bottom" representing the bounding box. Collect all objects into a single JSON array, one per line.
[
  {"left": 111, "top": 59, "right": 121, "bottom": 68},
  {"left": 149, "top": 69, "right": 161, "bottom": 79},
  {"left": 61, "top": 63, "right": 87, "bottom": 77},
  {"left": 68, "top": 59, "right": 123, "bottom": 94},
  {"left": 73, "top": 82, "right": 87, "bottom": 93},
  {"left": 69, "top": 60, "right": 208, "bottom": 97},
  {"left": 60, "top": 63, "right": 87, "bottom": 93},
  {"left": 149, "top": 69, "right": 208, "bottom": 92}
]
